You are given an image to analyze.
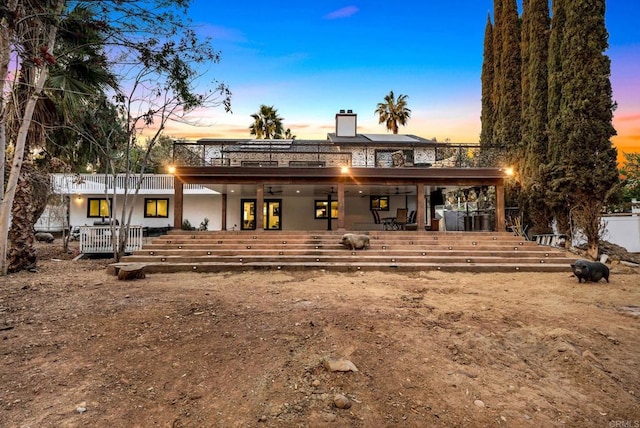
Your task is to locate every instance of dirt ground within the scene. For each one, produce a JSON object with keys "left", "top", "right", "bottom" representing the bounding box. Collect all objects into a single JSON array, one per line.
[{"left": 1, "top": 242, "right": 639, "bottom": 428}]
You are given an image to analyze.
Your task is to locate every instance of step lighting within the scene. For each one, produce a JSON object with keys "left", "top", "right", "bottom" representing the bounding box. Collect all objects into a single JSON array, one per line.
[
  {"left": 282, "top": 241, "right": 287, "bottom": 244},
  {"left": 356, "top": 266, "right": 361, "bottom": 270},
  {"left": 315, "top": 246, "right": 319, "bottom": 249},
  {"left": 514, "top": 247, "right": 519, "bottom": 251},
  {"left": 316, "top": 258, "right": 320, "bottom": 262},
  {"left": 519, "top": 242, "right": 524, "bottom": 245},
  {"left": 351, "top": 252, "right": 356, "bottom": 255},
  {"left": 391, "top": 259, "right": 396, "bottom": 262},
  {"left": 277, "top": 266, "right": 282, "bottom": 270},
  {"left": 218, "top": 240, "right": 223, "bottom": 244},
  {"left": 472, "top": 241, "right": 477, "bottom": 245},
  {"left": 493, "top": 237, "right": 497, "bottom": 240},
  {"left": 382, "top": 246, "right": 387, "bottom": 250},
  {"left": 253, "top": 236, "right": 257, "bottom": 239},
  {"left": 313, "top": 236, "right": 319, "bottom": 239},
  {"left": 515, "top": 267, "right": 520, "bottom": 271},
  {"left": 207, "top": 251, "right": 211, "bottom": 255},
  {"left": 239, "top": 258, "right": 243, "bottom": 262},
  {"left": 192, "top": 266, "right": 197, "bottom": 270},
  {"left": 161, "top": 258, "right": 166, "bottom": 262},
  {"left": 545, "top": 253, "right": 549, "bottom": 257},
  {"left": 279, "top": 251, "right": 284, "bottom": 255},
  {"left": 421, "top": 252, "right": 426, "bottom": 256},
  {"left": 448, "top": 246, "right": 452, "bottom": 250},
  {"left": 178, "top": 245, "right": 182, "bottom": 249},
  {"left": 149, "top": 251, "right": 154, "bottom": 255},
  {"left": 466, "top": 259, "right": 471, "bottom": 263},
  {"left": 540, "top": 260, "right": 545, "bottom": 263},
  {"left": 246, "top": 246, "right": 251, "bottom": 249},
  {"left": 433, "top": 236, "right": 438, "bottom": 240}
]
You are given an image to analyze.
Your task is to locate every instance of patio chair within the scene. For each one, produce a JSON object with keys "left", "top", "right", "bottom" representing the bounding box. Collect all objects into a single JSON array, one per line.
[
  {"left": 393, "top": 208, "right": 408, "bottom": 230},
  {"left": 405, "top": 210, "right": 418, "bottom": 230}
]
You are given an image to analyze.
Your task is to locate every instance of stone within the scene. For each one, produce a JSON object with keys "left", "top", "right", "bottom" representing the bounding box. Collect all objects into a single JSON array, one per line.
[
  {"left": 333, "top": 394, "right": 352, "bottom": 409},
  {"left": 474, "top": 399, "right": 485, "bottom": 408},
  {"left": 322, "top": 357, "right": 358, "bottom": 372}
]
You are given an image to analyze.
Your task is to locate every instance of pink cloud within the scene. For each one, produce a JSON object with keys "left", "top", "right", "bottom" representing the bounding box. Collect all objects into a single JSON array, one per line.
[{"left": 324, "top": 6, "right": 359, "bottom": 19}]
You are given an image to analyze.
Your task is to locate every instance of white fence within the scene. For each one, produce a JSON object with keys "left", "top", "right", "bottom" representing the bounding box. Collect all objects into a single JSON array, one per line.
[
  {"left": 79, "top": 225, "right": 144, "bottom": 254},
  {"left": 51, "top": 173, "right": 217, "bottom": 195}
]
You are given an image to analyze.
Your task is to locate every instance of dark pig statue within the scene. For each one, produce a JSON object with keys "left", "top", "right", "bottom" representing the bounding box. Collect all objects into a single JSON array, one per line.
[
  {"left": 570, "top": 259, "right": 609, "bottom": 283},
  {"left": 340, "top": 233, "right": 370, "bottom": 250}
]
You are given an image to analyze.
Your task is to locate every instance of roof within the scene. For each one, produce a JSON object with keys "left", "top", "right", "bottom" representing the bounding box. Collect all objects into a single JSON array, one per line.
[{"left": 327, "top": 133, "right": 436, "bottom": 145}]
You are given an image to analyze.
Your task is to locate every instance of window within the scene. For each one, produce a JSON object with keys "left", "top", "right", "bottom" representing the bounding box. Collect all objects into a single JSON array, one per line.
[
  {"left": 315, "top": 200, "right": 338, "bottom": 219},
  {"left": 145, "top": 198, "right": 169, "bottom": 218},
  {"left": 241, "top": 161, "right": 278, "bottom": 167},
  {"left": 289, "top": 161, "right": 325, "bottom": 167},
  {"left": 370, "top": 196, "right": 389, "bottom": 211},
  {"left": 87, "top": 198, "right": 111, "bottom": 218}
]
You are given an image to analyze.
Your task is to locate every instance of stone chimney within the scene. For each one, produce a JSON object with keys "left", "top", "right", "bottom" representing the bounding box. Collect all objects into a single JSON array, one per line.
[{"left": 335, "top": 110, "right": 357, "bottom": 137}]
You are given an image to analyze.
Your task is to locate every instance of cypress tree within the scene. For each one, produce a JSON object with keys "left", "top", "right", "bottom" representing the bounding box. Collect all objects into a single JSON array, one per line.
[
  {"left": 545, "top": 0, "right": 570, "bottom": 235},
  {"left": 491, "top": 0, "right": 503, "bottom": 146},
  {"left": 496, "top": 0, "right": 522, "bottom": 153},
  {"left": 480, "top": 13, "right": 494, "bottom": 151},
  {"left": 555, "top": 0, "right": 619, "bottom": 256},
  {"left": 520, "top": 0, "right": 551, "bottom": 234}
]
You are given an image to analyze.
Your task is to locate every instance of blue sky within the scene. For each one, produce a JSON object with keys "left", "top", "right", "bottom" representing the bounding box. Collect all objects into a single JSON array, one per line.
[{"left": 166, "top": 1, "right": 639, "bottom": 158}]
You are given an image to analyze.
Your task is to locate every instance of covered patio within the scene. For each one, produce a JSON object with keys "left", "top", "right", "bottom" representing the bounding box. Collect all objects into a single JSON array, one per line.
[{"left": 171, "top": 166, "right": 508, "bottom": 232}]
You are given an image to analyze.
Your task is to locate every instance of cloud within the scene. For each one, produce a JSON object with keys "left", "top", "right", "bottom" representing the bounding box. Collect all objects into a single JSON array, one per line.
[{"left": 324, "top": 6, "right": 359, "bottom": 19}]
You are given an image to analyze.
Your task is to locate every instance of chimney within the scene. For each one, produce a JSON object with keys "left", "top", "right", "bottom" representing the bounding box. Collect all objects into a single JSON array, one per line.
[{"left": 335, "top": 110, "right": 357, "bottom": 137}]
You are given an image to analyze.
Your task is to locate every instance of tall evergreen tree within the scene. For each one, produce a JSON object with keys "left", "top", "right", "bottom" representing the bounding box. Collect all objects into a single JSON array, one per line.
[
  {"left": 545, "top": 0, "right": 569, "bottom": 236},
  {"left": 480, "top": 13, "right": 494, "bottom": 149},
  {"left": 551, "top": 0, "right": 619, "bottom": 257},
  {"left": 495, "top": 0, "right": 522, "bottom": 154},
  {"left": 491, "top": 0, "right": 503, "bottom": 147},
  {"left": 519, "top": 0, "right": 551, "bottom": 234}
]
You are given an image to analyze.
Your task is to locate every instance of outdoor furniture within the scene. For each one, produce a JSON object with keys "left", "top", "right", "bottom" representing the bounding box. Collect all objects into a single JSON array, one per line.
[
  {"left": 393, "top": 208, "right": 408, "bottom": 230},
  {"left": 371, "top": 210, "right": 396, "bottom": 230},
  {"left": 405, "top": 210, "right": 418, "bottom": 230}
]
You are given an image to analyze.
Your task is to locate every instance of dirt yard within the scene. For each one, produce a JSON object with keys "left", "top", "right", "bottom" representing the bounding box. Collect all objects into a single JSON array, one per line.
[{"left": 1, "top": 243, "right": 639, "bottom": 427}]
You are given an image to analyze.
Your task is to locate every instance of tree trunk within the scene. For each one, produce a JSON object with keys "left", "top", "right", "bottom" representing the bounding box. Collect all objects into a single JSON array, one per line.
[{"left": 7, "top": 164, "right": 37, "bottom": 272}]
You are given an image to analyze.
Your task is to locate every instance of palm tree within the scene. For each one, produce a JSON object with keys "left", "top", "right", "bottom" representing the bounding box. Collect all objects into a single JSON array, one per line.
[
  {"left": 249, "top": 105, "right": 284, "bottom": 139},
  {"left": 375, "top": 91, "right": 411, "bottom": 134},
  {"left": 6, "top": 3, "right": 117, "bottom": 273}
]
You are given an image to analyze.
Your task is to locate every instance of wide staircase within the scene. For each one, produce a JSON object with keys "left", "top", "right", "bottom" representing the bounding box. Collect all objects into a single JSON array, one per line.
[{"left": 111, "top": 230, "right": 576, "bottom": 274}]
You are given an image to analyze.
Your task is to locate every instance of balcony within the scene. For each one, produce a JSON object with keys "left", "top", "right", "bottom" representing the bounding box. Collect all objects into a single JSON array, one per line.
[{"left": 50, "top": 174, "right": 217, "bottom": 195}]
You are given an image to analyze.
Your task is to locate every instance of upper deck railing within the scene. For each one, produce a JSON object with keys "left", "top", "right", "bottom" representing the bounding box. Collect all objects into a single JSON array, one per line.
[
  {"left": 50, "top": 174, "right": 216, "bottom": 195},
  {"left": 172, "top": 140, "right": 505, "bottom": 168}
]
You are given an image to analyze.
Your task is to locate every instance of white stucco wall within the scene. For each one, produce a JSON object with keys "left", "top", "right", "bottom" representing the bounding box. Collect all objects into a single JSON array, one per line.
[{"left": 601, "top": 215, "right": 640, "bottom": 253}]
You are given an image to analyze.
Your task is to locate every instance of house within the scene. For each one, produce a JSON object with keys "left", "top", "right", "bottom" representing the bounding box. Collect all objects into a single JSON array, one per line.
[{"left": 38, "top": 110, "right": 509, "bottom": 236}]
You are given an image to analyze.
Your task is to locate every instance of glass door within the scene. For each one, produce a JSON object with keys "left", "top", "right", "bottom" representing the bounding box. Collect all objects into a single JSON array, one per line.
[
  {"left": 264, "top": 199, "right": 281, "bottom": 230},
  {"left": 241, "top": 199, "right": 255, "bottom": 230},
  {"left": 241, "top": 199, "right": 282, "bottom": 230}
]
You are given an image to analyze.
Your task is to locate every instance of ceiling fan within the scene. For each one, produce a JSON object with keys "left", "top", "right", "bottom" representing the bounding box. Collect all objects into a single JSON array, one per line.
[
  {"left": 392, "top": 187, "right": 412, "bottom": 195},
  {"left": 322, "top": 187, "right": 348, "bottom": 195},
  {"left": 267, "top": 186, "right": 283, "bottom": 195}
]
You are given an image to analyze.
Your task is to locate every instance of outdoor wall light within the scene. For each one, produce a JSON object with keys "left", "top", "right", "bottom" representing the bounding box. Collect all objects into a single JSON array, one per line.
[
  {"left": 341, "top": 166, "right": 349, "bottom": 174},
  {"left": 167, "top": 165, "right": 176, "bottom": 174},
  {"left": 503, "top": 167, "right": 514, "bottom": 176}
]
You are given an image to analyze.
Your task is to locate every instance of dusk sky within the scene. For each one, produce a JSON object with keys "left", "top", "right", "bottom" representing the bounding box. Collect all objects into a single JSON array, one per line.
[{"left": 166, "top": 1, "right": 639, "bottom": 160}]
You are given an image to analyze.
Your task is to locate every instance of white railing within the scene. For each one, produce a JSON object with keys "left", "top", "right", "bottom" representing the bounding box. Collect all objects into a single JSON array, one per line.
[
  {"left": 79, "top": 225, "right": 144, "bottom": 254},
  {"left": 50, "top": 174, "right": 217, "bottom": 195}
]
